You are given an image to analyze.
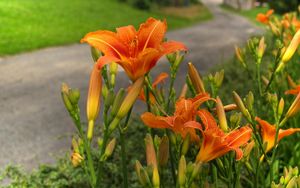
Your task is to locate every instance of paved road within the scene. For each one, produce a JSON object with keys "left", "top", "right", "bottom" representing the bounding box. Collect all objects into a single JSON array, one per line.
[{"left": 0, "top": 0, "right": 261, "bottom": 170}]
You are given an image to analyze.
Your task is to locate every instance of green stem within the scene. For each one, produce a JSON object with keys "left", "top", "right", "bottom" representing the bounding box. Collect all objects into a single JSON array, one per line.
[
  {"left": 119, "top": 128, "right": 128, "bottom": 188},
  {"left": 167, "top": 130, "right": 177, "bottom": 186},
  {"left": 256, "top": 63, "right": 262, "bottom": 96},
  {"left": 269, "top": 119, "right": 280, "bottom": 185},
  {"left": 167, "top": 71, "right": 176, "bottom": 113},
  {"left": 73, "top": 115, "right": 96, "bottom": 187}
]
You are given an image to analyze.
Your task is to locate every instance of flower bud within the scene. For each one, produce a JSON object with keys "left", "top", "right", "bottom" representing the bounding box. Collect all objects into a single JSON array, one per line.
[
  {"left": 87, "top": 64, "right": 102, "bottom": 140},
  {"left": 72, "top": 137, "right": 80, "bottom": 153},
  {"left": 145, "top": 134, "right": 157, "bottom": 168},
  {"left": 257, "top": 37, "right": 266, "bottom": 63},
  {"left": 108, "top": 77, "right": 144, "bottom": 133},
  {"left": 243, "top": 140, "right": 255, "bottom": 159},
  {"left": 230, "top": 113, "right": 242, "bottom": 129},
  {"left": 61, "top": 85, "right": 73, "bottom": 113},
  {"left": 235, "top": 46, "right": 246, "bottom": 68},
  {"left": 216, "top": 97, "right": 228, "bottom": 132},
  {"left": 269, "top": 22, "right": 281, "bottom": 36},
  {"left": 214, "top": 70, "right": 224, "bottom": 87},
  {"left": 116, "top": 76, "right": 144, "bottom": 119},
  {"left": 180, "top": 84, "right": 188, "bottom": 98},
  {"left": 276, "top": 30, "right": 300, "bottom": 72},
  {"left": 191, "top": 162, "right": 202, "bottom": 180},
  {"left": 232, "top": 91, "right": 252, "bottom": 122},
  {"left": 245, "top": 91, "right": 254, "bottom": 113},
  {"left": 278, "top": 98, "right": 285, "bottom": 119},
  {"left": 135, "top": 160, "right": 151, "bottom": 186},
  {"left": 152, "top": 166, "right": 160, "bottom": 188},
  {"left": 282, "top": 30, "right": 300, "bottom": 63},
  {"left": 102, "top": 138, "right": 116, "bottom": 161},
  {"left": 110, "top": 88, "right": 125, "bottom": 118},
  {"left": 158, "top": 135, "right": 169, "bottom": 167},
  {"left": 188, "top": 62, "right": 205, "bottom": 94},
  {"left": 109, "top": 62, "right": 118, "bottom": 87},
  {"left": 262, "top": 76, "right": 269, "bottom": 86},
  {"left": 178, "top": 155, "right": 187, "bottom": 186},
  {"left": 69, "top": 88, "right": 80, "bottom": 105},
  {"left": 71, "top": 152, "right": 84, "bottom": 167},
  {"left": 91, "top": 47, "right": 101, "bottom": 62},
  {"left": 181, "top": 133, "right": 190, "bottom": 156}
]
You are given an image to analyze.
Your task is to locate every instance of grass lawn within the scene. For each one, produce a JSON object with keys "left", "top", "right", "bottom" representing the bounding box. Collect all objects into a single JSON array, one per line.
[
  {"left": 220, "top": 4, "right": 269, "bottom": 25},
  {"left": 0, "top": 0, "right": 212, "bottom": 56}
]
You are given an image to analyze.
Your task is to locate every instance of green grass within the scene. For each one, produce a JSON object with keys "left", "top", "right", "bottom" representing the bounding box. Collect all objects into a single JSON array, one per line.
[
  {"left": 0, "top": 0, "right": 212, "bottom": 56},
  {"left": 220, "top": 4, "right": 269, "bottom": 25}
]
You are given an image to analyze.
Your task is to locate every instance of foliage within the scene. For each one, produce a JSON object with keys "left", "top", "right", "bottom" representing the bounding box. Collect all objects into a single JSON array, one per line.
[
  {"left": 0, "top": 0, "right": 211, "bottom": 56},
  {"left": 268, "top": 0, "right": 300, "bottom": 14}
]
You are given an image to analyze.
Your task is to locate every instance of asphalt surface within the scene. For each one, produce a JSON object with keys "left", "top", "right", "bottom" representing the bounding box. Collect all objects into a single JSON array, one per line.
[{"left": 0, "top": 0, "right": 261, "bottom": 170}]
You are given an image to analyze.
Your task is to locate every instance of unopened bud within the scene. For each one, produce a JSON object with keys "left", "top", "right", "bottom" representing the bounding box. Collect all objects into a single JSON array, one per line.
[
  {"left": 102, "top": 138, "right": 116, "bottom": 160},
  {"left": 158, "top": 135, "right": 169, "bottom": 167},
  {"left": 245, "top": 91, "right": 254, "bottom": 113},
  {"left": 135, "top": 160, "right": 151, "bottom": 186},
  {"left": 233, "top": 91, "right": 252, "bottom": 121},
  {"left": 61, "top": 83, "right": 73, "bottom": 112},
  {"left": 178, "top": 155, "right": 187, "bottom": 186},
  {"left": 152, "top": 166, "right": 160, "bottom": 188},
  {"left": 235, "top": 46, "right": 246, "bottom": 68},
  {"left": 69, "top": 88, "right": 80, "bottom": 105},
  {"left": 257, "top": 37, "right": 266, "bottom": 62},
  {"left": 145, "top": 134, "right": 157, "bottom": 168},
  {"left": 72, "top": 137, "right": 79, "bottom": 153},
  {"left": 109, "top": 62, "right": 118, "bottom": 87},
  {"left": 71, "top": 152, "right": 84, "bottom": 167},
  {"left": 191, "top": 162, "right": 202, "bottom": 180},
  {"left": 243, "top": 140, "right": 255, "bottom": 159},
  {"left": 180, "top": 84, "right": 188, "bottom": 98},
  {"left": 214, "top": 70, "right": 224, "bottom": 87},
  {"left": 278, "top": 98, "right": 285, "bottom": 119},
  {"left": 216, "top": 97, "right": 228, "bottom": 132},
  {"left": 188, "top": 62, "right": 205, "bottom": 94},
  {"left": 87, "top": 64, "right": 102, "bottom": 140},
  {"left": 111, "top": 89, "right": 125, "bottom": 117},
  {"left": 181, "top": 134, "right": 190, "bottom": 156},
  {"left": 230, "top": 113, "right": 242, "bottom": 128},
  {"left": 174, "top": 52, "right": 185, "bottom": 69},
  {"left": 116, "top": 76, "right": 144, "bottom": 118},
  {"left": 269, "top": 22, "right": 281, "bottom": 36},
  {"left": 262, "top": 76, "right": 269, "bottom": 86}
]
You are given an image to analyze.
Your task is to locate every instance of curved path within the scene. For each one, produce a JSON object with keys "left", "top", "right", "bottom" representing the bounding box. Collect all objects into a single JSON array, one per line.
[{"left": 0, "top": 0, "right": 261, "bottom": 170}]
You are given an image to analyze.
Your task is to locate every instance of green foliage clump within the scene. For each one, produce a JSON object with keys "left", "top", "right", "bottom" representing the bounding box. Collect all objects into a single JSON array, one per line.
[{"left": 268, "top": 0, "right": 300, "bottom": 14}]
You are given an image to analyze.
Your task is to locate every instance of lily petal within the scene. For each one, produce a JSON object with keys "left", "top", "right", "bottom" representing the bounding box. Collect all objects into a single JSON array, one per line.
[
  {"left": 138, "top": 17, "right": 167, "bottom": 52},
  {"left": 141, "top": 112, "right": 173, "bottom": 129},
  {"left": 161, "top": 41, "right": 187, "bottom": 54},
  {"left": 81, "top": 30, "right": 127, "bottom": 58}
]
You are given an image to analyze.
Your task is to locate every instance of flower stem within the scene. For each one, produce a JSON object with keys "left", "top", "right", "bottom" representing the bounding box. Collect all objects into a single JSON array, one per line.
[
  {"left": 73, "top": 115, "right": 96, "bottom": 187},
  {"left": 256, "top": 63, "right": 262, "bottom": 96}
]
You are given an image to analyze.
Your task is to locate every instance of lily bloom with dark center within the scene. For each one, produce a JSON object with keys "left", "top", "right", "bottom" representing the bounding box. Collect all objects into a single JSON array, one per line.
[
  {"left": 256, "top": 117, "right": 300, "bottom": 153},
  {"left": 186, "top": 110, "right": 252, "bottom": 163},
  {"left": 81, "top": 17, "right": 187, "bottom": 81},
  {"left": 141, "top": 93, "right": 211, "bottom": 142}
]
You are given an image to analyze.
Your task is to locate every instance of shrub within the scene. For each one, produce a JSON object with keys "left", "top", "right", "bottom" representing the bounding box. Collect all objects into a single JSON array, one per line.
[{"left": 268, "top": 0, "right": 300, "bottom": 14}]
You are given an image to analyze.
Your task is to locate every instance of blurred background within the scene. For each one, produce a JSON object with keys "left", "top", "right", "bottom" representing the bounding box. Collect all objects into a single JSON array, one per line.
[{"left": 0, "top": 0, "right": 298, "bottom": 172}]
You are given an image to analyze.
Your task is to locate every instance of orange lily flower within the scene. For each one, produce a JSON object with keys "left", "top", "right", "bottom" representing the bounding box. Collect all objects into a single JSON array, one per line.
[
  {"left": 256, "top": 117, "right": 300, "bottom": 153},
  {"left": 285, "top": 86, "right": 300, "bottom": 95},
  {"left": 186, "top": 110, "right": 252, "bottom": 163},
  {"left": 256, "top": 9, "right": 274, "bottom": 24},
  {"left": 141, "top": 93, "right": 211, "bottom": 142},
  {"left": 139, "top": 72, "right": 168, "bottom": 103},
  {"left": 81, "top": 17, "right": 187, "bottom": 81}
]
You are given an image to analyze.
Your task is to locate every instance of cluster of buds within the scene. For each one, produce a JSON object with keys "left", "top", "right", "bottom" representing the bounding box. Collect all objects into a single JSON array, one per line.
[
  {"left": 272, "top": 167, "right": 300, "bottom": 188},
  {"left": 166, "top": 51, "right": 185, "bottom": 71},
  {"left": 247, "top": 37, "right": 266, "bottom": 64},
  {"left": 61, "top": 83, "right": 80, "bottom": 117},
  {"left": 71, "top": 137, "right": 84, "bottom": 167},
  {"left": 135, "top": 134, "right": 169, "bottom": 188}
]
